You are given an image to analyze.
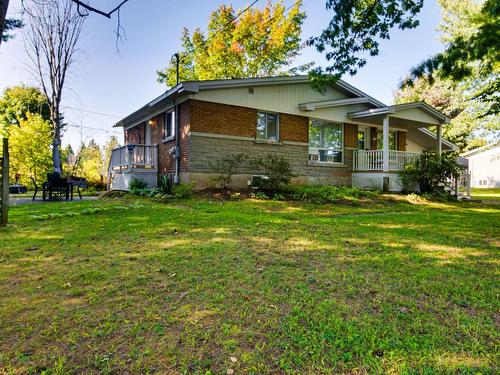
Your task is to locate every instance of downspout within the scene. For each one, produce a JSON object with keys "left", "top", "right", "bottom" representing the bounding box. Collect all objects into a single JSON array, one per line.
[{"left": 174, "top": 98, "right": 180, "bottom": 184}]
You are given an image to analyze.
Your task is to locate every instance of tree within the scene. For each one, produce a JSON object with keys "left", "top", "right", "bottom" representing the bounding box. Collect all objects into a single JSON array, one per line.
[
  {"left": 307, "top": 0, "right": 423, "bottom": 88},
  {"left": 0, "top": 86, "right": 50, "bottom": 136},
  {"left": 404, "top": 0, "right": 499, "bottom": 117},
  {"left": 157, "top": 0, "right": 306, "bottom": 87},
  {"left": 23, "top": 0, "right": 85, "bottom": 173},
  {"left": 394, "top": 76, "right": 498, "bottom": 151},
  {"left": 80, "top": 139, "right": 105, "bottom": 187},
  {"left": 9, "top": 113, "right": 52, "bottom": 185},
  {"left": 1, "top": 0, "right": 23, "bottom": 45},
  {"left": 395, "top": 0, "right": 499, "bottom": 151}
]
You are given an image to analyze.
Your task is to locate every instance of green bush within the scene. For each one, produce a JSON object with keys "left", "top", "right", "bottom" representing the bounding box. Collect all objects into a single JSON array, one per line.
[
  {"left": 251, "top": 154, "right": 293, "bottom": 191},
  {"left": 129, "top": 177, "right": 148, "bottom": 190},
  {"left": 158, "top": 174, "right": 174, "bottom": 194},
  {"left": 208, "top": 153, "right": 248, "bottom": 189},
  {"left": 283, "top": 184, "right": 378, "bottom": 203},
  {"left": 172, "top": 183, "right": 194, "bottom": 199},
  {"left": 400, "top": 152, "right": 462, "bottom": 194}
]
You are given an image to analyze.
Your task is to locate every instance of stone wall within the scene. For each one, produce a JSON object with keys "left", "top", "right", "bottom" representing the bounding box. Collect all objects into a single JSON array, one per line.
[{"left": 188, "top": 134, "right": 353, "bottom": 188}]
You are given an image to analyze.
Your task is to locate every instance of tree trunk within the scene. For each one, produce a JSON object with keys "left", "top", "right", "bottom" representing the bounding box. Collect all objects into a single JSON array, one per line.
[
  {"left": 51, "top": 109, "right": 62, "bottom": 174},
  {"left": 0, "top": 0, "right": 10, "bottom": 47}
]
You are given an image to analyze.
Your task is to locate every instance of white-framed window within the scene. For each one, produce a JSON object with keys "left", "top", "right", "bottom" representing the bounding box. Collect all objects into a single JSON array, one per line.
[
  {"left": 164, "top": 110, "right": 175, "bottom": 140},
  {"left": 308, "top": 119, "right": 343, "bottom": 163},
  {"left": 256, "top": 111, "right": 279, "bottom": 141}
]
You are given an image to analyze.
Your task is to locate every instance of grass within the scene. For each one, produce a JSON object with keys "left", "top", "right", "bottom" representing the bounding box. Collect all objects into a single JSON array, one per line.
[
  {"left": 472, "top": 188, "right": 500, "bottom": 201},
  {"left": 0, "top": 194, "right": 498, "bottom": 374}
]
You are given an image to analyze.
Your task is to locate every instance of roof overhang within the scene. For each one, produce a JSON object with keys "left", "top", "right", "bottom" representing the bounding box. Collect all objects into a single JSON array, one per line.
[
  {"left": 348, "top": 101, "right": 450, "bottom": 126},
  {"left": 461, "top": 141, "right": 500, "bottom": 157},
  {"left": 299, "top": 96, "right": 384, "bottom": 111},
  {"left": 114, "top": 75, "right": 386, "bottom": 128}
]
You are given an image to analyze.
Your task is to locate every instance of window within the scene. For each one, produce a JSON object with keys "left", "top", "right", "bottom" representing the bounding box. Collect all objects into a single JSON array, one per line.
[
  {"left": 308, "top": 120, "right": 343, "bottom": 163},
  {"left": 256, "top": 111, "right": 279, "bottom": 141},
  {"left": 377, "top": 130, "right": 397, "bottom": 150},
  {"left": 357, "top": 130, "right": 367, "bottom": 150},
  {"left": 164, "top": 111, "right": 175, "bottom": 140}
]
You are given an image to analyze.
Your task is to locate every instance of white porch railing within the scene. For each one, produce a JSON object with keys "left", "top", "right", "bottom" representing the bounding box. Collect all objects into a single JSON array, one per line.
[
  {"left": 109, "top": 144, "right": 158, "bottom": 171},
  {"left": 353, "top": 150, "right": 420, "bottom": 171}
]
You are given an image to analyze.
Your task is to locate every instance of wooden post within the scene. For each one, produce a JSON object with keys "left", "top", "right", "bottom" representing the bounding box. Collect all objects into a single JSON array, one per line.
[
  {"left": 1, "top": 138, "right": 9, "bottom": 225},
  {"left": 382, "top": 115, "right": 390, "bottom": 172}
]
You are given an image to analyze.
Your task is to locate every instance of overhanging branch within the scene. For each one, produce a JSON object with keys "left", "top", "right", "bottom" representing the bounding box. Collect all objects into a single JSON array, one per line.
[{"left": 70, "top": 0, "right": 129, "bottom": 19}]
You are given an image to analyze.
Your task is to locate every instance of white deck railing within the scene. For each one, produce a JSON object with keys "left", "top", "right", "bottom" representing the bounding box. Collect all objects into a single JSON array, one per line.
[
  {"left": 353, "top": 150, "right": 420, "bottom": 171},
  {"left": 109, "top": 144, "right": 158, "bottom": 171}
]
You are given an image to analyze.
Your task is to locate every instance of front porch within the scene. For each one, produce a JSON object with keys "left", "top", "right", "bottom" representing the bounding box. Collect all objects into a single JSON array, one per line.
[
  {"left": 108, "top": 144, "right": 158, "bottom": 190},
  {"left": 353, "top": 150, "right": 420, "bottom": 171},
  {"left": 346, "top": 102, "right": 453, "bottom": 191}
]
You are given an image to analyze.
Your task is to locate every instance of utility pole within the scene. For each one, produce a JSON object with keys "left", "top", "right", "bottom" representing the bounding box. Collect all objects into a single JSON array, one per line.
[{"left": 174, "top": 53, "right": 180, "bottom": 85}]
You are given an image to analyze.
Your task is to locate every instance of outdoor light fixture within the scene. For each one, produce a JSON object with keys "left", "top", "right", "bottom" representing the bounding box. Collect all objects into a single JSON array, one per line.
[{"left": 148, "top": 119, "right": 157, "bottom": 128}]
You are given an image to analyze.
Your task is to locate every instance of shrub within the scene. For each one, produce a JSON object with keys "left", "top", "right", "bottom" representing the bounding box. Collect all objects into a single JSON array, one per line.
[
  {"left": 172, "top": 183, "right": 194, "bottom": 199},
  {"left": 158, "top": 174, "right": 174, "bottom": 194},
  {"left": 400, "top": 152, "right": 462, "bottom": 194},
  {"left": 129, "top": 177, "right": 148, "bottom": 190},
  {"left": 208, "top": 154, "right": 247, "bottom": 189},
  {"left": 251, "top": 154, "right": 293, "bottom": 191},
  {"left": 284, "top": 184, "right": 378, "bottom": 204}
]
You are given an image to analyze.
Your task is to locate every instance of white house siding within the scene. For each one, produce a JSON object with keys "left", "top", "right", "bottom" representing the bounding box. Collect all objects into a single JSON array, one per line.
[{"left": 465, "top": 146, "right": 500, "bottom": 188}]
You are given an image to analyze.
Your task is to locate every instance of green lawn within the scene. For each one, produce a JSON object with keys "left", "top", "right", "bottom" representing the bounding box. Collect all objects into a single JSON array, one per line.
[
  {"left": 0, "top": 195, "right": 498, "bottom": 374},
  {"left": 472, "top": 188, "right": 500, "bottom": 201}
]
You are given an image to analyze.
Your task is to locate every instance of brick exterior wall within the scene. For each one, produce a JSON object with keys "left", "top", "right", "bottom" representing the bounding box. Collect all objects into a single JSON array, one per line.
[
  {"left": 125, "top": 102, "right": 191, "bottom": 176},
  {"left": 124, "top": 123, "right": 145, "bottom": 144},
  {"left": 280, "top": 113, "right": 309, "bottom": 143},
  {"left": 148, "top": 102, "right": 190, "bottom": 174},
  {"left": 190, "top": 99, "right": 308, "bottom": 142}
]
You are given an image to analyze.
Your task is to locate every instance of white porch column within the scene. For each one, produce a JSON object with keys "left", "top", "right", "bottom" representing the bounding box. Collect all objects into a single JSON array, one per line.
[
  {"left": 382, "top": 115, "right": 390, "bottom": 172},
  {"left": 436, "top": 124, "right": 442, "bottom": 156}
]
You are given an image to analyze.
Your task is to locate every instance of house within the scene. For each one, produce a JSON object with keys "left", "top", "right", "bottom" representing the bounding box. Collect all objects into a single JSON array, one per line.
[
  {"left": 109, "top": 75, "right": 458, "bottom": 191},
  {"left": 461, "top": 142, "right": 500, "bottom": 188}
]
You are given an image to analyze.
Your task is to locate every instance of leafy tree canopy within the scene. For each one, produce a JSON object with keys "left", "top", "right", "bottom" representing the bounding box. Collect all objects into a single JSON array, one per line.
[
  {"left": 394, "top": 75, "right": 498, "bottom": 151},
  {"left": 1, "top": 18, "right": 23, "bottom": 42},
  {"left": 0, "top": 85, "right": 50, "bottom": 136},
  {"left": 395, "top": 0, "right": 499, "bottom": 151},
  {"left": 307, "top": 0, "right": 423, "bottom": 87},
  {"left": 404, "top": 0, "right": 499, "bottom": 117},
  {"left": 9, "top": 113, "right": 53, "bottom": 185},
  {"left": 157, "top": 0, "right": 306, "bottom": 87}
]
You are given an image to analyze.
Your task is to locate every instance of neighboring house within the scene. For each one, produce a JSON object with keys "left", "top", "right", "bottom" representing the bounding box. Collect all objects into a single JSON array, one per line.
[
  {"left": 109, "top": 76, "right": 457, "bottom": 191},
  {"left": 462, "top": 143, "right": 500, "bottom": 188}
]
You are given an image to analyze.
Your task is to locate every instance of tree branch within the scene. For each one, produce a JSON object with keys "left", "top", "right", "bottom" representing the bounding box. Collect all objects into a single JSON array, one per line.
[{"left": 69, "top": 0, "right": 129, "bottom": 19}]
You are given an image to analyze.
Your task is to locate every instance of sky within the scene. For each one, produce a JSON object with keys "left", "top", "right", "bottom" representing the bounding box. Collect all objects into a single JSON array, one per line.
[{"left": 0, "top": 0, "right": 446, "bottom": 150}]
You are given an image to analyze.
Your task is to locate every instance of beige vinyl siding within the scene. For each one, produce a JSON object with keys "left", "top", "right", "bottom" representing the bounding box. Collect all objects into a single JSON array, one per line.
[{"left": 192, "top": 83, "right": 374, "bottom": 124}]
